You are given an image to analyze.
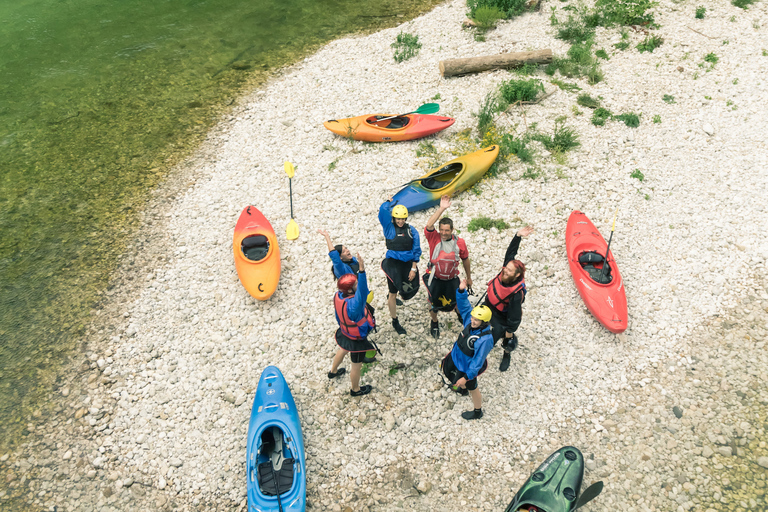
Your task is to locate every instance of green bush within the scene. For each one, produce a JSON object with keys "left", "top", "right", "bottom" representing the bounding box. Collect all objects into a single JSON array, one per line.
[
  {"left": 468, "top": 216, "right": 510, "bottom": 232},
  {"left": 468, "top": 0, "right": 529, "bottom": 19},
  {"left": 732, "top": 0, "right": 756, "bottom": 8},
  {"left": 594, "top": 0, "right": 658, "bottom": 27},
  {"left": 530, "top": 119, "right": 581, "bottom": 153},
  {"left": 476, "top": 91, "right": 503, "bottom": 139},
  {"left": 614, "top": 112, "right": 640, "bottom": 127},
  {"left": 556, "top": 16, "right": 596, "bottom": 43},
  {"left": 704, "top": 52, "right": 719, "bottom": 64},
  {"left": 392, "top": 33, "right": 421, "bottom": 63},
  {"left": 695, "top": 6, "right": 706, "bottom": 18},
  {"left": 473, "top": 5, "right": 504, "bottom": 29},
  {"left": 630, "top": 169, "right": 645, "bottom": 181},
  {"left": 653, "top": 114, "right": 661, "bottom": 123},
  {"left": 595, "top": 48, "right": 610, "bottom": 59},
  {"left": 662, "top": 94, "right": 675, "bottom": 103},
  {"left": 499, "top": 78, "right": 545, "bottom": 104},
  {"left": 500, "top": 133, "right": 534, "bottom": 164},
  {"left": 591, "top": 107, "right": 612, "bottom": 126}
]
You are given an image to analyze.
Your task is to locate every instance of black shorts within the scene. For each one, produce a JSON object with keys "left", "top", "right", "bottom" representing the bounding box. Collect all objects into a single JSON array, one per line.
[
  {"left": 423, "top": 274, "right": 459, "bottom": 311},
  {"left": 441, "top": 353, "right": 487, "bottom": 391},
  {"left": 350, "top": 351, "right": 367, "bottom": 363},
  {"left": 381, "top": 258, "right": 420, "bottom": 300},
  {"left": 335, "top": 329, "right": 374, "bottom": 354}
]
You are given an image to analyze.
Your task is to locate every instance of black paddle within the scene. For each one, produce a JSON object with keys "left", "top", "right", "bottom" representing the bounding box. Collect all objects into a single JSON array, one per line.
[
  {"left": 271, "top": 461, "right": 284, "bottom": 512},
  {"left": 601, "top": 209, "right": 618, "bottom": 280},
  {"left": 371, "top": 102, "right": 440, "bottom": 124},
  {"left": 572, "top": 481, "right": 604, "bottom": 510}
]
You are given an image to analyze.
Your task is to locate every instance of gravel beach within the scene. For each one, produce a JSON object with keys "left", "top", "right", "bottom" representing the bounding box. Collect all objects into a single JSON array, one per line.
[{"left": 2, "top": 0, "right": 767, "bottom": 511}]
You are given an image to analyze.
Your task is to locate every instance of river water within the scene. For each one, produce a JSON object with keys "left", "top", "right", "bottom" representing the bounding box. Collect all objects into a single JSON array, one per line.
[{"left": 0, "top": 0, "right": 442, "bottom": 449}]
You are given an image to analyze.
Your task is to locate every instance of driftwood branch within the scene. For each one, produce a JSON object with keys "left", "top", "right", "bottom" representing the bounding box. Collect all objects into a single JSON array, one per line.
[
  {"left": 439, "top": 49, "right": 553, "bottom": 77},
  {"left": 686, "top": 26, "right": 716, "bottom": 39}
]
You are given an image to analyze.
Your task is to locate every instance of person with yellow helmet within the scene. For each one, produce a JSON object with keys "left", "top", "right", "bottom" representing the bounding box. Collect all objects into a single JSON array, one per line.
[
  {"left": 441, "top": 279, "right": 494, "bottom": 420},
  {"left": 378, "top": 198, "right": 422, "bottom": 335}
]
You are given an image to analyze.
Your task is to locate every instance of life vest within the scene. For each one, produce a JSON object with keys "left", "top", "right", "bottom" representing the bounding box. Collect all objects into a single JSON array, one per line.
[
  {"left": 334, "top": 293, "right": 375, "bottom": 340},
  {"left": 427, "top": 235, "right": 461, "bottom": 285},
  {"left": 385, "top": 223, "right": 413, "bottom": 252},
  {"left": 486, "top": 274, "right": 526, "bottom": 312},
  {"left": 331, "top": 259, "right": 360, "bottom": 279},
  {"left": 456, "top": 324, "right": 491, "bottom": 357}
]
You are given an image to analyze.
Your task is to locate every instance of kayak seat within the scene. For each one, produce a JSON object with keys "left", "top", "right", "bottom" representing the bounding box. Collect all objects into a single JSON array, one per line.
[
  {"left": 242, "top": 235, "right": 269, "bottom": 262},
  {"left": 582, "top": 263, "right": 612, "bottom": 284},
  {"left": 368, "top": 116, "right": 411, "bottom": 129},
  {"left": 421, "top": 163, "right": 462, "bottom": 190},
  {"left": 578, "top": 251, "right": 604, "bottom": 264},
  {"left": 257, "top": 458, "right": 295, "bottom": 496}
]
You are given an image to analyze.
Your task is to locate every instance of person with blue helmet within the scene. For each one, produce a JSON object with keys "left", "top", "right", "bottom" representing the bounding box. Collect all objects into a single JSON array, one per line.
[
  {"left": 441, "top": 279, "right": 494, "bottom": 420},
  {"left": 379, "top": 198, "right": 422, "bottom": 335},
  {"left": 328, "top": 254, "right": 378, "bottom": 397}
]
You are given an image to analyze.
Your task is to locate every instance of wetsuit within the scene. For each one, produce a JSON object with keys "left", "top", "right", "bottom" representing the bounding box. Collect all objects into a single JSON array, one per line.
[
  {"left": 422, "top": 227, "right": 469, "bottom": 312},
  {"left": 334, "top": 271, "right": 377, "bottom": 363},
  {"left": 484, "top": 234, "right": 526, "bottom": 349},
  {"left": 441, "top": 288, "right": 493, "bottom": 390},
  {"left": 329, "top": 251, "right": 359, "bottom": 280},
  {"left": 378, "top": 201, "right": 422, "bottom": 300}
]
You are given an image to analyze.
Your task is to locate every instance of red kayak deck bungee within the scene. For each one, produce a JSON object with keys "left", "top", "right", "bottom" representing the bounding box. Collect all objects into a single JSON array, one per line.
[{"left": 565, "top": 211, "right": 627, "bottom": 333}]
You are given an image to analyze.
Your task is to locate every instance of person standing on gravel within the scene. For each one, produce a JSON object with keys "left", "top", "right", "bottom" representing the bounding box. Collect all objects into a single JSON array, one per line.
[
  {"left": 484, "top": 226, "right": 534, "bottom": 372},
  {"left": 379, "top": 199, "right": 421, "bottom": 335},
  {"left": 423, "top": 194, "right": 472, "bottom": 339},
  {"left": 318, "top": 228, "right": 360, "bottom": 279},
  {"left": 328, "top": 254, "right": 378, "bottom": 397},
  {"left": 441, "top": 279, "right": 493, "bottom": 420}
]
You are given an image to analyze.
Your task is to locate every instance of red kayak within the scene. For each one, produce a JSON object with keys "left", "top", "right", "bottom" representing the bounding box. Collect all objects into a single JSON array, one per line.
[{"left": 565, "top": 211, "right": 627, "bottom": 333}]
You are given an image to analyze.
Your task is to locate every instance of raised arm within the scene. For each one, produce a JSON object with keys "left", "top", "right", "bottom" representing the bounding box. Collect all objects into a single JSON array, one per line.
[
  {"left": 425, "top": 195, "right": 451, "bottom": 231},
  {"left": 317, "top": 229, "right": 334, "bottom": 252},
  {"left": 503, "top": 225, "right": 534, "bottom": 265}
]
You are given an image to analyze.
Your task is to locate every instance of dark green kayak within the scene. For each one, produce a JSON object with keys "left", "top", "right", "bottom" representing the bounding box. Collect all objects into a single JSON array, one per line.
[{"left": 505, "top": 446, "right": 602, "bottom": 512}]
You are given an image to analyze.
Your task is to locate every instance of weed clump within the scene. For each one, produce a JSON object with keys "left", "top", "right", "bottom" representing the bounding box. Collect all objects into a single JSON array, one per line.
[
  {"left": 473, "top": 5, "right": 504, "bottom": 30},
  {"left": 662, "top": 94, "right": 676, "bottom": 104},
  {"left": 468, "top": 0, "right": 532, "bottom": 20},
  {"left": 614, "top": 112, "right": 640, "bottom": 127},
  {"left": 637, "top": 35, "right": 664, "bottom": 53},
  {"left": 630, "top": 169, "right": 645, "bottom": 181},
  {"left": 577, "top": 94, "right": 600, "bottom": 109},
  {"left": 591, "top": 107, "right": 613, "bottom": 126},
  {"left": 499, "top": 78, "right": 545, "bottom": 104},
  {"left": 468, "top": 216, "right": 510, "bottom": 232},
  {"left": 695, "top": 6, "right": 706, "bottom": 18},
  {"left": 392, "top": 33, "right": 421, "bottom": 63},
  {"left": 732, "top": 0, "right": 756, "bottom": 9}
]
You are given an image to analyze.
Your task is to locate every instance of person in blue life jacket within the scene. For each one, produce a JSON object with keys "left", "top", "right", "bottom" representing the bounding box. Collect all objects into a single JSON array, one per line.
[
  {"left": 484, "top": 226, "right": 534, "bottom": 372},
  {"left": 328, "top": 254, "right": 379, "bottom": 397},
  {"left": 441, "top": 279, "right": 494, "bottom": 420},
  {"left": 379, "top": 198, "right": 422, "bottom": 336},
  {"left": 423, "top": 195, "right": 473, "bottom": 340}
]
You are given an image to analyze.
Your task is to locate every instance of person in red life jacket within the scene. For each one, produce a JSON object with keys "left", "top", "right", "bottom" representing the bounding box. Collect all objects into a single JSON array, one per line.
[
  {"left": 379, "top": 199, "right": 422, "bottom": 336},
  {"left": 328, "top": 254, "right": 379, "bottom": 397},
  {"left": 441, "top": 279, "right": 493, "bottom": 420},
  {"left": 423, "top": 195, "right": 472, "bottom": 339},
  {"left": 484, "top": 225, "right": 534, "bottom": 372}
]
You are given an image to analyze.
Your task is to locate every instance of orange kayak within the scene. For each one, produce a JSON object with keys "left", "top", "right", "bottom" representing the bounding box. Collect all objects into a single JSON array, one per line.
[
  {"left": 323, "top": 114, "right": 455, "bottom": 142},
  {"left": 233, "top": 206, "right": 281, "bottom": 300}
]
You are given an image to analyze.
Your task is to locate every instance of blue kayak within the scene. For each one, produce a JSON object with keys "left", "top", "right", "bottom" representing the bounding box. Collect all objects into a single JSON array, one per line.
[{"left": 247, "top": 366, "right": 306, "bottom": 512}]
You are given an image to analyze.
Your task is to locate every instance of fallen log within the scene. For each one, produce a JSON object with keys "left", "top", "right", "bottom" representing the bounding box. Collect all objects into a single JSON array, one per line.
[{"left": 439, "top": 49, "right": 553, "bottom": 78}]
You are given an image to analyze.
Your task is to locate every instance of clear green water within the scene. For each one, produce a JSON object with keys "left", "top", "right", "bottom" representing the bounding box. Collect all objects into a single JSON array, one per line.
[{"left": 0, "top": 0, "right": 442, "bottom": 449}]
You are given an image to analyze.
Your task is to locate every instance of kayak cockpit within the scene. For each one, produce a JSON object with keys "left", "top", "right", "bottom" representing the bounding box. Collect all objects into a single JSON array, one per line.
[
  {"left": 366, "top": 115, "right": 411, "bottom": 129},
  {"left": 256, "top": 426, "right": 295, "bottom": 496},
  {"left": 578, "top": 251, "right": 612, "bottom": 284},
  {"left": 421, "top": 163, "right": 463, "bottom": 190},
  {"left": 242, "top": 235, "right": 270, "bottom": 262}
]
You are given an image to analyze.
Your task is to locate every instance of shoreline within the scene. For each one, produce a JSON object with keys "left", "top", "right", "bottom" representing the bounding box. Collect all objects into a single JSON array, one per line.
[{"left": 2, "top": 0, "right": 768, "bottom": 511}]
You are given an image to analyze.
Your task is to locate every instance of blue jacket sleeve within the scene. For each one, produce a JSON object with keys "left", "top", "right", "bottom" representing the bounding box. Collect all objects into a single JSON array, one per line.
[
  {"left": 329, "top": 251, "right": 355, "bottom": 279},
  {"left": 456, "top": 288, "right": 472, "bottom": 327},
  {"left": 345, "top": 271, "right": 369, "bottom": 322},
  {"left": 378, "top": 202, "right": 395, "bottom": 240},
  {"left": 409, "top": 225, "right": 422, "bottom": 262},
  {"left": 465, "top": 333, "right": 493, "bottom": 380}
]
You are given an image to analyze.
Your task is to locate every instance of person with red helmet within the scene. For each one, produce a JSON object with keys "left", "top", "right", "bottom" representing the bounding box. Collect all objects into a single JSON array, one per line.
[
  {"left": 328, "top": 254, "right": 378, "bottom": 397},
  {"left": 441, "top": 279, "right": 494, "bottom": 420},
  {"left": 422, "top": 194, "right": 472, "bottom": 340},
  {"left": 484, "top": 225, "right": 534, "bottom": 372}
]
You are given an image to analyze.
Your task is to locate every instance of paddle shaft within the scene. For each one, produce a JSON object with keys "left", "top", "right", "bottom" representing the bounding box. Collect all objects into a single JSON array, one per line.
[
  {"left": 371, "top": 103, "right": 440, "bottom": 124},
  {"left": 289, "top": 178, "right": 294, "bottom": 219},
  {"left": 272, "top": 465, "right": 284, "bottom": 512},
  {"left": 601, "top": 210, "right": 618, "bottom": 278}
]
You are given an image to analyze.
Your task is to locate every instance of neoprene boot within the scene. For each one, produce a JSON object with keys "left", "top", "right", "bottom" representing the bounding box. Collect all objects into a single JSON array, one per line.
[
  {"left": 392, "top": 318, "right": 407, "bottom": 335},
  {"left": 350, "top": 385, "right": 373, "bottom": 397},
  {"left": 499, "top": 350, "right": 512, "bottom": 372},
  {"left": 461, "top": 408, "right": 483, "bottom": 420},
  {"left": 430, "top": 320, "right": 440, "bottom": 339}
]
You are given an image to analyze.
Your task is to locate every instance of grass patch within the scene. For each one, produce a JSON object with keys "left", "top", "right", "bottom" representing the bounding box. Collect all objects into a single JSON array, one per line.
[
  {"left": 521, "top": 166, "right": 541, "bottom": 179},
  {"left": 732, "top": 0, "right": 756, "bottom": 8},
  {"left": 500, "top": 132, "right": 534, "bottom": 164},
  {"left": 653, "top": 114, "right": 661, "bottom": 123},
  {"left": 415, "top": 140, "right": 442, "bottom": 168},
  {"left": 577, "top": 94, "right": 601, "bottom": 108},
  {"left": 591, "top": 107, "right": 613, "bottom": 126},
  {"left": 468, "top": 0, "right": 534, "bottom": 20},
  {"left": 704, "top": 52, "right": 719, "bottom": 64},
  {"left": 556, "top": 15, "right": 596, "bottom": 43},
  {"left": 695, "top": 6, "right": 706, "bottom": 18},
  {"left": 476, "top": 91, "right": 503, "bottom": 139},
  {"left": 637, "top": 35, "right": 663, "bottom": 53},
  {"left": 473, "top": 5, "right": 504, "bottom": 30},
  {"left": 468, "top": 216, "right": 510, "bottom": 231},
  {"left": 662, "top": 94, "right": 675, "bottom": 103},
  {"left": 530, "top": 117, "right": 581, "bottom": 154},
  {"left": 392, "top": 32, "right": 421, "bottom": 63},
  {"left": 512, "top": 62, "right": 541, "bottom": 76},
  {"left": 593, "top": 0, "right": 658, "bottom": 27},
  {"left": 595, "top": 48, "right": 610, "bottom": 59},
  {"left": 614, "top": 112, "right": 640, "bottom": 127},
  {"left": 545, "top": 40, "right": 604, "bottom": 83},
  {"left": 551, "top": 79, "right": 581, "bottom": 92},
  {"left": 499, "top": 78, "right": 545, "bottom": 104},
  {"left": 630, "top": 169, "right": 645, "bottom": 181}
]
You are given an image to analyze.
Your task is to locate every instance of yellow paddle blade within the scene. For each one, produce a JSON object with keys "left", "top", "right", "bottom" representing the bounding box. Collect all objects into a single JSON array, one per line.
[
  {"left": 366, "top": 291, "right": 374, "bottom": 304},
  {"left": 611, "top": 207, "right": 619, "bottom": 231},
  {"left": 284, "top": 161, "right": 295, "bottom": 178},
  {"left": 286, "top": 219, "right": 299, "bottom": 240}
]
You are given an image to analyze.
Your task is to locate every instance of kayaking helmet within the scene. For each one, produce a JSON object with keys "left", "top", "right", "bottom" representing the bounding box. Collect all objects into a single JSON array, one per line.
[
  {"left": 392, "top": 205, "right": 408, "bottom": 219},
  {"left": 470, "top": 305, "right": 492, "bottom": 323},
  {"left": 337, "top": 273, "right": 358, "bottom": 294}
]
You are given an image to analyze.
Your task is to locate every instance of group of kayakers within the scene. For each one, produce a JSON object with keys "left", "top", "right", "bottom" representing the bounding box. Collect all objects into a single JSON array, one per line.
[{"left": 319, "top": 194, "right": 533, "bottom": 420}]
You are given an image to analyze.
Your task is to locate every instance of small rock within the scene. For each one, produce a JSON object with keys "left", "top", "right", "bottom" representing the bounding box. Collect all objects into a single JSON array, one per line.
[
  {"left": 62, "top": 450, "right": 72, "bottom": 460},
  {"left": 717, "top": 446, "right": 733, "bottom": 457},
  {"left": 673, "top": 406, "right": 684, "bottom": 419},
  {"left": 702, "top": 446, "right": 714, "bottom": 458},
  {"left": 757, "top": 456, "right": 768, "bottom": 468},
  {"left": 223, "top": 392, "right": 236, "bottom": 404},
  {"left": 169, "top": 458, "right": 183, "bottom": 468},
  {"left": 702, "top": 123, "right": 714, "bottom": 136},
  {"left": 158, "top": 476, "right": 167, "bottom": 489},
  {"left": 102, "top": 486, "right": 113, "bottom": 498},
  {"left": 585, "top": 459, "right": 596, "bottom": 471}
]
